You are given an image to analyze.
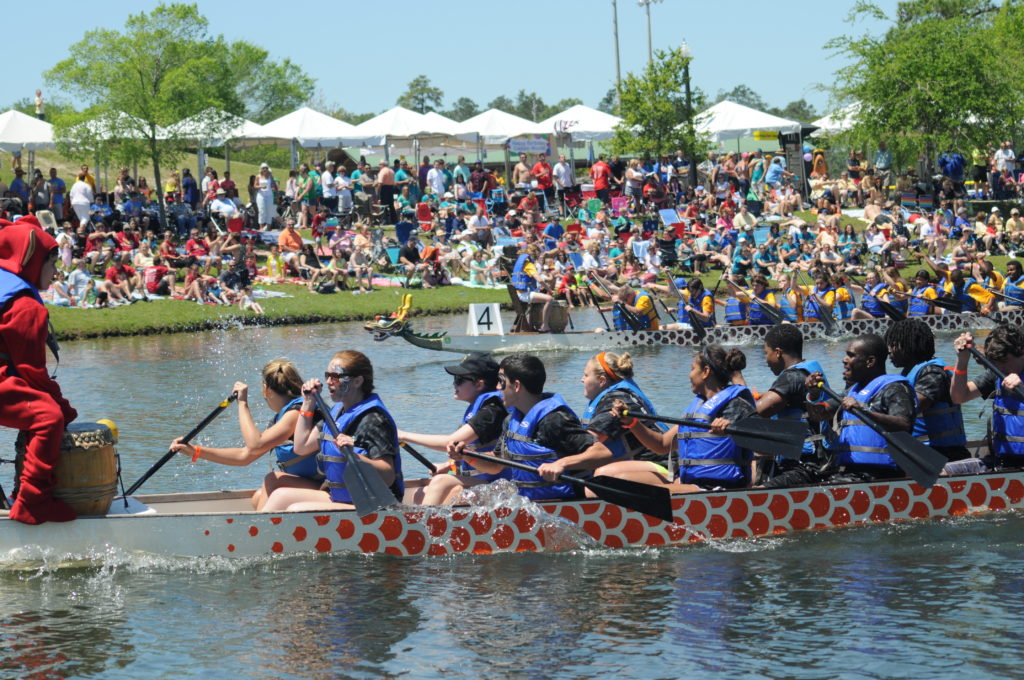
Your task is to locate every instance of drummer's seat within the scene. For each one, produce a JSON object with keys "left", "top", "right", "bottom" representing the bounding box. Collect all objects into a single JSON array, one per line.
[{"left": 506, "top": 284, "right": 534, "bottom": 332}]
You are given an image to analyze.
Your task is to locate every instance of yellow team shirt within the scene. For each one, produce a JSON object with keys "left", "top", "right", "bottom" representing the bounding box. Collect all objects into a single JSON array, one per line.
[{"left": 633, "top": 292, "right": 660, "bottom": 329}]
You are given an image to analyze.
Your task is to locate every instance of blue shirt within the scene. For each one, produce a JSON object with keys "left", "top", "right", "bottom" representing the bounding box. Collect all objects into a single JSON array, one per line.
[
  {"left": 47, "top": 177, "right": 66, "bottom": 205},
  {"left": 765, "top": 163, "right": 785, "bottom": 185},
  {"left": 9, "top": 178, "right": 28, "bottom": 201}
]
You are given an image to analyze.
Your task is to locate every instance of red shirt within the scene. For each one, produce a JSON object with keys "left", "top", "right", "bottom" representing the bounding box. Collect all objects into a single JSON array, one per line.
[
  {"left": 143, "top": 265, "right": 170, "bottom": 293},
  {"left": 105, "top": 265, "right": 136, "bottom": 284},
  {"left": 532, "top": 162, "right": 553, "bottom": 189},
  {"left": 186, "top": 238, "right": 209, "bottom": 256},
  {"left": 590, "top": 162, "right": 611, "bottom": 190}
]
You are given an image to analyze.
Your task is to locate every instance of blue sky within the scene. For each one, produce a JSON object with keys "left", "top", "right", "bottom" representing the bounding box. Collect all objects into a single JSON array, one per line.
[{"left": 13, "top": 0, "right": 897, "bottom": 119}]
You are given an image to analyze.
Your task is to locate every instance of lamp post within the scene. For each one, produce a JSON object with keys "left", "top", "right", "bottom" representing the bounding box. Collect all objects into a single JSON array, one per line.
[
  {"left": 680, "top": 40, "right": 696, "bottom": 188},
  {"left": 612, "top": 0, "right": 622, "bottom": 109},
  {"left": 638, "top": 0, "right": 663, "bottom": 66}
]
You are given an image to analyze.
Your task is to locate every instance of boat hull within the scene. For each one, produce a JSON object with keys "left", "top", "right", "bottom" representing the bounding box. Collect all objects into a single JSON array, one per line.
[
  {"left": 394, "top": 309, "right": 1014, "bottom": 354},
  {"left": 2, "top": 470, "right": 1022, "bottom": 560}
]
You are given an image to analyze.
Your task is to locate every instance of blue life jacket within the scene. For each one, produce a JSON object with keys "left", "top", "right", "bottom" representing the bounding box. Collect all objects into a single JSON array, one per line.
[
  {"left": 991, "top": 380, "right": 1024, "bottom": 463},
  {"left": 803, "top": 286, "right": 833, "bottom": 321},
  {"left": 833, "top": 286, "right": 855, "bottom": 320},
  {"left": 746, "top": 290, "right": 775, "bottom": 325},
  {"left": 676, "top": 384, "right": 753, "bottom": 486},
  {"left": 861, "top": 283, "right": 888, "bottom": 318},
  {"left": 724, "top": 297, "right": 747, "bottom": 324},
  {"left": 503, "top": 393, "right": 578, "bottom": 501},
  {"left": 891, "top": 294, "right": 909, "bottom": 315},
  {"left": 905, "top": 359, "right": 966, "bottom": 448},
  {"left": 831, "top": 375, "right": 914, "bottom": 469},
  {"left": 318, "top": 394, "right": 404, "bottom": 503},
  {"left": 582, "top": 379, "right": 664, "bottom": 460},
  {"left": 909, "top": 285, "right": 936, "bottom": 316},
  {"left": 273, "top": 396, "right": 320, "bottom": 478},
  {"left": 677, "top": 290, "right": 715, "bottom": 326},
  {"left": 612, "top": 290, "right": 656, "bottom": 330},
  {"left": 457, "top": 391, "right": 510, "bottom": 481},
  {"left": 773, "top": 360, "right": 828, "bottom": 460},
  {"left": 511, "top": 254, "right": 537, "bottom": 293},
  {"left": 777, "top": 288, "right": 802, "bottom": 322},
  {"left": 947, "top": 281, "right": 977, "bottom": 313},
  {"left": 1004, "top": 275, "right": 1024, "bottom": 306}
]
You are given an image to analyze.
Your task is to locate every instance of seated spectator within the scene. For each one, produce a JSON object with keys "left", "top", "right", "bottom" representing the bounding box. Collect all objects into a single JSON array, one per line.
[
  {"left": 143, "top": 255, "right": 176, "bottom": 296},
  {"left": 186, "top": 227, "right": 221, "bottom": 275},
  {"left": 277, "top": 218, "right": 304, "bottom": 276}
]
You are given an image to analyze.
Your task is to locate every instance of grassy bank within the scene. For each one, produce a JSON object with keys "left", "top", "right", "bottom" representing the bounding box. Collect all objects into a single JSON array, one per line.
[{"left": 50, "top": 285, "right": 507, "bottom": 341}]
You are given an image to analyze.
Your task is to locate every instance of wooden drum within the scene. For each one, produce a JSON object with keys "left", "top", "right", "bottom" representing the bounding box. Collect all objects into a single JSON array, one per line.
[
  {"left": 16, "top": 422, "right": 118, "bottom": 516},
  {"left": 528, "top": 300, "right": 570, "bottom": 333}
]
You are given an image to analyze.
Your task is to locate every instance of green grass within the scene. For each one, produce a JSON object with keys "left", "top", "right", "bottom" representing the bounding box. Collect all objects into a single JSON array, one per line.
[{"left": 50, "top": 284, "right": 506, "bottom": 340}]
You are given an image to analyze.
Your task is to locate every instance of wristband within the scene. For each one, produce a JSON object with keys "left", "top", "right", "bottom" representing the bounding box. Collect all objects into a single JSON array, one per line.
[
  {"left": 623, "top": 417, "right": 638, "bottom": 429},
  {"left": 191, "top": 445, "right": 202, "bottom": 463},
  {"left": 299, "top": 410, "right": 315, "bottom": 418},
  {"left": 953, "top": 368, "right": 967, "bottom": 375}
]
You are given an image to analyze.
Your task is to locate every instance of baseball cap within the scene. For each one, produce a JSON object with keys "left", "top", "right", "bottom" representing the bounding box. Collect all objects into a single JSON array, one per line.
[
  {"left": 991, "top": 206, "right": 1001, "bottom": 213},
  {"left": 444, "top": 353, "right": 500, "bottom": 381},
  {"left": 216, "top": 188, "right": 226, "bottom": 195}
]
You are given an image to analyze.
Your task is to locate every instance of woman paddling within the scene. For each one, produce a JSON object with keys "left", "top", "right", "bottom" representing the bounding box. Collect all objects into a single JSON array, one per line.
[
  {"left": 579, "top": 351, "right": 670, "bottom": 480},
  {"left": 262, "top": 350, "right": 403, "bottom": 511},
  {"left": 607, "top": 344, "right": 757, "bottom": 492},
  {"left": 400, "top": 353, "right": 509, "bottom": 505},
  {"left": 170, "top": 359, "right": 315, "bottom": 509}
]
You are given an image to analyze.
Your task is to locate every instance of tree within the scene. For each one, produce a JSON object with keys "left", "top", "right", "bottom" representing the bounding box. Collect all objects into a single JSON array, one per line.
[
  {"left": 445, "top": 97, "right": 480, "bottom": 122},
  {"left": 46, "top": 3, "right": 313, "bottom": 228},
  {"left": 397, "top": 75, "right": 443, "bottom": 114},
  {"left": 827, "top": 0, "right": 1024, "bottom": 170},
  {"left": 597, "top": 88, "right": 617, "bottom": 115},
  {"left": 609, "top": 47, "right": 707, "bottom": 160},
  {"left": 487, "top": 96, "right": 515, "bottom": 114},
  {"left": 714, "top": 84, "right": 770, "bottom": 111},
  {"left": 773, "top": 99, "right": 818, "bottom": 124}
]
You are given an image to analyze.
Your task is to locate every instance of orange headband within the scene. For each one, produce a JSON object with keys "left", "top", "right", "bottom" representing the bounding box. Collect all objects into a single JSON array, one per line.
[{"left": 596, "top": 352, "right": 620, "bottom": 382}]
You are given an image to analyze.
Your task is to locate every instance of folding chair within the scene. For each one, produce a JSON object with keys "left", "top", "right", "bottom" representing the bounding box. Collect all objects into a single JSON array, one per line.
[
  {"left": 610, "top": 196, "right": 630, "bottom": 216},
  {"left": 900, "top": 191, "right": 919, "bottom": 211},
  {"left": 415, "top": 202, "right": 434, "bottom": 232},
  {"left": 506, "top": 284, "right": 533, "bottom": 332},
  {"left": 386, "top": 247, "right": 406, "bottom": 275},
  {"left": 585, "top": 198, "right": 604, "bottom": 214}
]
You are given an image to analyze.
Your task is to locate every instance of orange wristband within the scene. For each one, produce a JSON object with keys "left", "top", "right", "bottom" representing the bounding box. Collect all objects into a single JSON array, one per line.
[
  {"left": 191, "top": 445, "right": 202, "bottom": 463},
  {"left": 623, "top": 417, "right": 638, "bottom": 429},
  {"left": 299, "top": 410, "right": 315, "bottom": 418},
  {"left": 953, "top": 368, "right": 967, "bottom": 375}
]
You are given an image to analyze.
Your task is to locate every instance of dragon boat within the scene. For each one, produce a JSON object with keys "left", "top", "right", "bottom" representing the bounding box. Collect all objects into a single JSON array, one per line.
[
  {"left": 365, "top": 295, "right": 1023, "bottom": 355},
  {"left": 1, "top": 449, "right": 1022, "bottom": 562}
]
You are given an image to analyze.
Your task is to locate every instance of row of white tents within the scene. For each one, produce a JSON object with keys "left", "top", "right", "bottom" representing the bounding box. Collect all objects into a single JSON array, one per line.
[{"left": 0, "top": 100, "right": 852, "bottom": 164}]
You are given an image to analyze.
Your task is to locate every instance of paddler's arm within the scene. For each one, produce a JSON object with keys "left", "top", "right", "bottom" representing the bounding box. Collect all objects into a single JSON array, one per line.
[
  {"left": 725, "top": 278, "right": 752, "bottom": 302},
  {"left": 293, "top": 379, "right": 325, "bottom": 455},
  {"left": 610, "top": 398, "right": 677, "bottom": 453},
  {"left": 951, "top": 332, "right": 984, "bottom": 403},
  {"left": 534, "top": 410, "right": 615, "bottom": 480},
  {"left": 398, "top": 423, "right": 477, "bottom": 453},
  {"left": 852, "top": 384, "right": 914, "bottom": 432},
  {"left": 803, "top": 371, "right": 838, "bottom": 422}
]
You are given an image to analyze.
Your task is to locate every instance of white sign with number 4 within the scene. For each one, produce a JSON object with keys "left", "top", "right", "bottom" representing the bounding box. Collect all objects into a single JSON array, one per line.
[{"left": 466, "top": 303, "right": 505, "bottom": 336}]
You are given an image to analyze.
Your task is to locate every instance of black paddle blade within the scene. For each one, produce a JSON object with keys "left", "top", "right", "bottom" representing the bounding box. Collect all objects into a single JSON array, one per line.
[
  {"left": 878, "top": 299, "right": 906, "bottom": 321},
  {"left": 883, "top": 430, "right": 946, "bottom": 489},
  {"left": 726, "top": 417, "right": 807, "bottom": 460},
  {"left": 342, "top": 449, "right": 400, "bottom": 517},
  {"left": 816, "top": 303, "right": 841, "bottom": 336},
  {"left": 687, "top": 310, "right": 708, "bottom": 341},
  {"left": 586, "top": 475, "right": 675, "bottom": 523},
  {"left": 753, "top": 298, "right": 786, "bottom": 325},
  {"left": 931, "top": 295, "right": 963, "bottom": 312}
]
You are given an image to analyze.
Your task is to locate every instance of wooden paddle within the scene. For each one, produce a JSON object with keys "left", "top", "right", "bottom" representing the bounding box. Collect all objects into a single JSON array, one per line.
[
  {"left": 589, "top": 272, "right": 643, "bottom": 331},
  {"left": 311, "top": 390, "right": 399, "bottom": 517},
  {"left": 816, "top": 383, "right": 945, "bottom": 488},
  {"left": 124, "top": 392, "right": 238, "bottom": 497},
  {"left": 401, "top": 442, "right": 443, "bottom": 474},
  {"left": 456, "top": 449, "right": 675, "bottom": 523},
  {"left": 966, "top": 343, "right": 1024, "bottom": 402},
  {"left": 749, "top": 295, "right": 787, "bottom": 325},
  {"left": 848, "top": 274, "right": 905, "bottom": 321},
  {"left": 629, "top": 412, "right": 807, "bottom": 461}
]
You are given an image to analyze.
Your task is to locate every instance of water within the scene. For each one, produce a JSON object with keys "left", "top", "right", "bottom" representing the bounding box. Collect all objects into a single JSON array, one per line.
[{"left": 1, "top": 312, "right": 1020, "bottom": 679}]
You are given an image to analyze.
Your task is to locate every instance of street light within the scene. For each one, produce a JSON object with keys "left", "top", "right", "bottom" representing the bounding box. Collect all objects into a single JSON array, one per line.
[
  {"left": 679, "top": 40, "right": 696, "bottom": 188},
  {"left": 638, "top": 0, "right": 663, "bottom": 66},
  {"left": 612, "top": 0, "right": 622, "bottom": 109}
]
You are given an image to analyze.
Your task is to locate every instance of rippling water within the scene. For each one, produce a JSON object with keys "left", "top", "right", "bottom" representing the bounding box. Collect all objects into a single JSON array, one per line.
[{"left": 1, "top": 312, "right": 1019, "bottom": 679}]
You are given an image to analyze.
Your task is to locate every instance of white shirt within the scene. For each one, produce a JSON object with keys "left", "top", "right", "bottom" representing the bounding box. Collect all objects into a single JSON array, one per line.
[
  {"left": 335, "top": 174, "right": 352, "bottom": 195},
  {"left": 468, "top": 214, "right": 490, "bottom": 229},
  {"left": 553, "top": 161, "right": 575, "bottom": 189},
  {"left": 69, "top": 180, "right": 93, "bottom": 205},
  {"left": 995, "top": 148, "right": 1016, "bottom": 172},
  {"left": 210, "top": 197, "right": 239, "bottom": 218},
  {"left": 321, "top": 170, "right": 336, "bottom": 198},
  {"left": 67, "top": 269, "right": 92, "bottom": 297},
  {"left": 427, "top": 168, "right": 445, "bottom": 196}
]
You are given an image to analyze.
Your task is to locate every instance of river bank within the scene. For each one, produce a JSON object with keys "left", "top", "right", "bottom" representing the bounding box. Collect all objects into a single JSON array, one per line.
[{"left": 48, "top": 284, "right": 506, "bottom": 340}]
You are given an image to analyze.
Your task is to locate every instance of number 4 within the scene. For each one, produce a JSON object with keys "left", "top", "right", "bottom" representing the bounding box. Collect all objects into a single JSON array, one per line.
[{"left": 476, "top": 306, "right": 493, "bottom": 330}]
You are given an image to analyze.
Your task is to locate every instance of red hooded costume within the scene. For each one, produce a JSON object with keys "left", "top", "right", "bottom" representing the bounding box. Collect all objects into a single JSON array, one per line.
[{"left": 0, "top": 215, "right": 78, "bottom": 524}]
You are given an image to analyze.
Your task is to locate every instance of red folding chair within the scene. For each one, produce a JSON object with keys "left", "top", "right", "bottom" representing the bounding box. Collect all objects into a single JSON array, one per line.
[{"left": 415, "top": 202, "right": 433, "bottom": 231}]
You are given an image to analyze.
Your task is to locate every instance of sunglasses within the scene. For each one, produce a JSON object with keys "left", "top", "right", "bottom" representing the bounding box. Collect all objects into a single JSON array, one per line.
[
  {"left": 324, "top": 371, "right": 352, "bottom": 381},
  {"left": 452, "top": 375, "right": 474, "bottom": 386},
  {"left": 497, "top": 375, "right": 511, "bottom": 389}
]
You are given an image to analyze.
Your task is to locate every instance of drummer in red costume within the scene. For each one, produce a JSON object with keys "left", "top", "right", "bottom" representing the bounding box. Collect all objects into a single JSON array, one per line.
[{"left": 0, "top": 216, "right": 78, "bottom": 524}]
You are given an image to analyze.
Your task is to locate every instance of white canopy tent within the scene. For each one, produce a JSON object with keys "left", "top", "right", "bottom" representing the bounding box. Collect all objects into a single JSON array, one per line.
[
  {"left": 696, "top": 100, "right": 801, "bottom": 142},
  {"left": 165, "top": 108, "right": 283, "bottom": 176},
  {"left": 347, "top": 106, "right": 473, "bottom": 163},
  {"left": 540, "top": 104, "right": 621, "bottom": 142},
  {"left": 261, "top": 107, "right": 359, "bottom": 168},
  {"left": 453, "top": 109, "right": 548, "bottom": 145},
  {"left": 0, "top": 110, "right": 54, "bottom": 151},
  {"left": 810, "top": 103, "right": 860, "bottom": 137},
  {"left": 421, "top": 111, "right": 461, "bottom": 136}
]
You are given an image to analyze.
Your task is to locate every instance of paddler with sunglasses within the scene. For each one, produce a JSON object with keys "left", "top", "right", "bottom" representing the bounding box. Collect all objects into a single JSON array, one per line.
[{"left": 399, "top": 353, "right": 510, "bottom": 505}]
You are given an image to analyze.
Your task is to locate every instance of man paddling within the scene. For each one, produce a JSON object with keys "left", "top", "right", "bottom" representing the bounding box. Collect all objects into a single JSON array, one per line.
[
  {"left": 754, "top": 325, "right": 829, "bottom": 487},
  {"left": 612, "top": 285, "right": 659, "bottom": 330},
  {"left": 804, "top": 334, "right": 917, "bottom": 481},
  {"left": 886, "top": 319, "right": 970, "bottom": 461},
  {"left": 951, "top": 326, "right": 1024, "bottom": 469},
  {"left": 449, "top": 354, "right": 613, "bottom": 500}
]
